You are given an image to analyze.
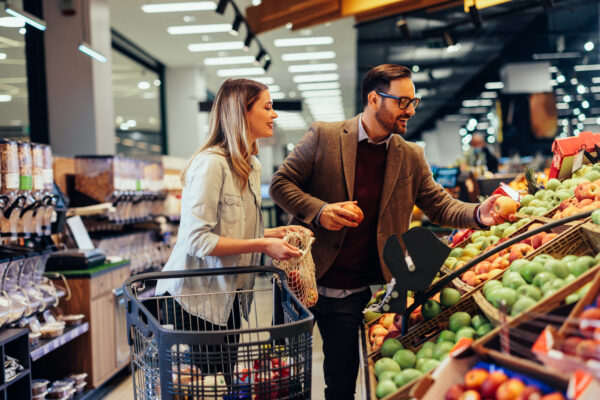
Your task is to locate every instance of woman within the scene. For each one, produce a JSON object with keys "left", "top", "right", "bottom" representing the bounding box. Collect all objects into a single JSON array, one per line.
[{"left": 155, "top": 78, "right": 307, "bottom": 381}]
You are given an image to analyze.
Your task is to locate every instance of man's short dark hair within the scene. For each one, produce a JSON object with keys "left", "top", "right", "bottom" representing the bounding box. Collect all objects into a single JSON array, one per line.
[{"left": 361, "top": 64, "right": 412, "bottom": 107}]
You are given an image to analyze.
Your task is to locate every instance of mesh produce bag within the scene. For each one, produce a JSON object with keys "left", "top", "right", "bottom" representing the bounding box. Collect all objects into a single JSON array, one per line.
[{"left": 273, "top": 230, "right": 318, "bottom": 308}]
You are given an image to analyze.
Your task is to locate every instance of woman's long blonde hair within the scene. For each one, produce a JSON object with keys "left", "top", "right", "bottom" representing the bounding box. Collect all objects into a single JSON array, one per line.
[{"left": 181, "top": 78, "right": 267, "bottom": 190}]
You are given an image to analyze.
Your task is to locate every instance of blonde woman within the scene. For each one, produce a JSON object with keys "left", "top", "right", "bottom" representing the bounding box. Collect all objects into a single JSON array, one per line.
[{"left": 156, "top": 78, "right": 309, "bottom": 380}]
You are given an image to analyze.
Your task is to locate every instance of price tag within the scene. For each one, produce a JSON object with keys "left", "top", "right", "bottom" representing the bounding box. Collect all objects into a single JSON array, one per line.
[
  {"left": 572, "top": 149, "right": 585, "bottom": 173},
  {"left": 66, "top": 215, "right": 94, "bottom": 250}
]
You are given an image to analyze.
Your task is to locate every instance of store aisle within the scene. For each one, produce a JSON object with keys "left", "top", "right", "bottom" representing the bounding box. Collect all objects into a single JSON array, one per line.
[{"left": 104, "top": 276, "right": 364, "bottom": 399}]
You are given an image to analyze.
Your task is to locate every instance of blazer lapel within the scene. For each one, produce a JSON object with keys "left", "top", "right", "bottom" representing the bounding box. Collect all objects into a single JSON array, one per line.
[
  {"left": 341, "top": 116, "right": 359, "bottom": 200},
  {"left": 379, "top": 135, "right": 405, "bottom": 217}
]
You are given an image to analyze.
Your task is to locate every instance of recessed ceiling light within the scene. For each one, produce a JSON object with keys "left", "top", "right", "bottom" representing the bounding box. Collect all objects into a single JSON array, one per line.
[
  {"left": 270, "top": 92, "right": 285, "bottom": 99},
  {"left": 304, "top": 96, "right": 343, "bottom": 104},
  {"left": 168, "top": 24, "right": 231, "bottom": 35},
  {"left": 188, "top": 42, "right": 244, "bottom": 52},
  {"left": 204, "top": 56, "right": 256, "bottom": 65},
  {"left": 288, "top": 63, "right": 338, "bottom": 73},
  {"left": 0, "top": 17, "right": 25, "bottom": 28},
  {"left": 274, "top": 36, "right": 334, "bottom": 47},
  {"left": 297, "top": 82, "right": 340, "bottom": 91},
  {"left": 484, "top": 82, "right": 504, "bottom": 90},
  {"left": 217, "top": 67, "right": 265, "bottom": 77},
  {"left": 301, "top": 89, "right": 342, "bottom": 98},
  {"left": 281, "top": 51, "right": 336, "bottom": 61},
  {"left": 0, "top": 53, "right": 6, "bottom": 60},
  {"left": 141, "top": 2, "right": 216, "bottom": 13},
  {"left": 293, "top": 73, "right": 339, "bottom": 83},
  {"left": 575, "top": 64, "right": 600, "bottom": 71},
  {"left": 267, "top": 85, "right": 280, "bottom": 92},
  {"left": 251, "top": 77, "right": 275, "bottom": 85},
  {"left": 0, "top": 95, "right": 12, "bottom": 102},
  {"left": 138, "top": 81, "right": 151, "bottom": 90}
]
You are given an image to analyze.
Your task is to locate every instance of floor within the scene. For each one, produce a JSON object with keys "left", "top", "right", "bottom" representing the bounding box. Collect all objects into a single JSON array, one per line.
[{"left": 101, "top": 276, "right": 365, "bottom": 400}]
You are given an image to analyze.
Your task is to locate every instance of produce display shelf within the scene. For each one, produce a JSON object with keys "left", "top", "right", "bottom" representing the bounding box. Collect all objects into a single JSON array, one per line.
[{"left": 30, "top": 322, "right": 89, "bottom": 361}]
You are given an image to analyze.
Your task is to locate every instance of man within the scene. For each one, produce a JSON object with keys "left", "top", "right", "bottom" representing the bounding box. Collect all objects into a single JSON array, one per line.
[
  {"left": 465, "top": 132, "right": 499, "bottom": 173},
  {"left": 270, "top": 64, "right": 505, "bottom": 400}
]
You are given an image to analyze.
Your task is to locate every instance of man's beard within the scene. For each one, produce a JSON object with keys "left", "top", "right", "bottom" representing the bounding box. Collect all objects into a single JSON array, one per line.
[{"left": 375, "top": 105, "right": 409, "bottom": 135}]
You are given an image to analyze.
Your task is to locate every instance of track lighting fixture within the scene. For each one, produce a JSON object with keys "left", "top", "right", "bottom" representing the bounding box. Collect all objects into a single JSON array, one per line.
[
  {"left": 255, "top": 48, "right": 266, "bottom": 65},
  {"left": 216, "top": 0, "right": 228, "bottom": 15},
  {"left": 264, "top": 59, "right": 271, "bottom": 72},
  {"left": 230, "top": 13, "right": 243, "bottom": 36},
  {"left": 243, "top": 31, "right": 254, "bottom": 51},
  {"left": 396, "top": 18, "right": 410, "bottom": 39},
  {"left": 443, "top": 32, "right": 455, "bottom": 47},
  {"left": 468, "top": 6, "right": 482, "bottom": 29}
]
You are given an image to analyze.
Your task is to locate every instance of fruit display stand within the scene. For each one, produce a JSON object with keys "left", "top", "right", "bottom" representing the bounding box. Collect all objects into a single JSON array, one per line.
[
  {"left": 473, "top": 222, "right": 600, "bottom": 326},
  {"left": 366, "top": 294, "right": 495, "bottom": 400}
]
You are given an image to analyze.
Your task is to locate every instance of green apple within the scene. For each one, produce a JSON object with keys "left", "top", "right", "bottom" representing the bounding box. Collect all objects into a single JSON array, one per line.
[
  {"left": 432, "top": 341, "right": 454, "bottom": 360},
  {"left": 592, "top": 209, "right": 600, "bottom": 226},
  {"left": 533, "top": 254, "right": 555, "bottom": 264},
  {"left": 471, "top": 314, "right": 489, "bottom": 331},
  {"left": 374, "top": 357, "right": 401, "bottom": 377},
  {"left": 421, "top": 300, "right": 443, "bottom": 320},
  {"left": 564, "top": 274, "right": 576, "bottom": 284},
  {"left": 440, "top": 288, "right": 461, "bottom": 308},
  {"left": 449, "top": 247, "right": 464, "bottom": 258},
  {"left": 490, "top": 287, "right": 517, "bottom": 310},
  {"left": 510, "top": 296, "right": 537, "bottom": 317},
  {"left": 515, "top": 218, "right": 532, "bottom": 229},
  {"left": 584, "top": 170, "right": 600, "bottom": 182},
  {"left": 376, "top": 380, "right": 398, "bottom": 398},
  {"left": 562, "top": 255, "right": 578, "bottom": 263},
  {"left": 565, "top": 293, "right": 580, "bottom": 305},
  {"left": 592, "top": 163, "right": 600, "bottom": 172},
  {"left": 516, "top": 284, "right": 542, "bottom": 301},
  {"left": 365, "top": 311, "right": 382, "bottom": 323},
  {"left": 555, "top": 189, "right": 573, "bottom": 202},
  {"left": 544, "top": 260, "right": 569, "bottom": 279},
  {"left": 534, "top": 189, "right": 547, "bottom": 199},
  {"left": 378, "top": 370, "right": 398, "bottom": 382},
  {"left": 519, "top": 206, "right": 535, "bottom": 215},
  {"left": 455, "top": 326, "right": 477, "bottom": 341},
  {"left": 532, "top": 207, "right": 548, "bottom": 216},
  {"left": 381, "top": 338, "right": 404, "bottom": 358},
  {"left": 543, "top": 191, "right": 556, "bottom": 202},
  {"left": 502, "top": 225, "right": 518, "bottom": 238},
  {"left": 393, "top": 349, "right": 417, "bottom": 369},
  {"left": 533, "top": 271, "right": 557, "bottom": 288},
  {"left": 394, "top": 369, "right": 423, "bottom": 387},
  {"left": 416, "top": 345, "right": 433, "bottom": 360},
  {"left": 444, "top": 257, "right": 458, "bottom": 269},
  {"left": 437, "top": 329, "right": 456, "bottom": 343},
  {"left": 418, "top": 359, "right": 440, "bottom": 373},
  {"left": 462, "top": 247, "right": 482, "bottom": 258},
  {"left": 521, "top": 261, "right": 544, "bottom": 283},
  {"left": 520, "top": 194, "right": 534, "bottom": 206},
  {"left": 546, "top": 179, "right": 561, "bottom": 191},
  {"left": 509, "top": 259, "right": 529, "bottom": 274},
  {"left": 449, "top": 311, "right": 472, "bottom": 333},
  {"left": 503, "top": 272, "right": 526, "bottom": 290},
  {"left": 465, "top": 242, "right": 484, "bottom": 251},
  {"left": 483, "top": 280, "right": 503, "bottom": 297},
  {"left": 477, "top": 323, "right": 493, "bottom": 337},
  {"left": 569, "top": 257, "right": 593, "bottom": 277}
]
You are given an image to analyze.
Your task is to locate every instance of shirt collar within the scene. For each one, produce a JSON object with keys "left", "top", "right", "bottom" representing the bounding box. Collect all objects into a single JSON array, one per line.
[{"left": 358, "top": 114, "right": 391, "bottom": 150}]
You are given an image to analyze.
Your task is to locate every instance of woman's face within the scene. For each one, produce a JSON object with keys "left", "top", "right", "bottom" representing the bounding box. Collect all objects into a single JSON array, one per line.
[{"left": 247, "top": 90, "right": 277, "bottom": 142}]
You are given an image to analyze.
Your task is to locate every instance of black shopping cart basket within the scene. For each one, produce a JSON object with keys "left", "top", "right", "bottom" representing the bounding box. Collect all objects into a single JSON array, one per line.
[{"left": 124, "top": 266, "right": 314, "bottom": 400}]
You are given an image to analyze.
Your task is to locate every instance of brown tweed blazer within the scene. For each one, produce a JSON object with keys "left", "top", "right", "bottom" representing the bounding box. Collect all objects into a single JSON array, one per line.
[{"left": 270, "top": 115, "right": 481, "bottom": 283}]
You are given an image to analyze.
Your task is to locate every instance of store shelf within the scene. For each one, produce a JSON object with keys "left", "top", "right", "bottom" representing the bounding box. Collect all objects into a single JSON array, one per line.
[
  {"left": 0, "top": 368, "right": 29, "bottom": 392},
  {"left": 74, "top": 389, "right": 95, "bottom": 400},
  {"left": 31, "top": 322, "right": 89, "bottom": 361}
]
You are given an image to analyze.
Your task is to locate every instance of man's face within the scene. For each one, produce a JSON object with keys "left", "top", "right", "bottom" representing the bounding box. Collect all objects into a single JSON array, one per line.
[{"left": 374, "top": 78, "right": 416, "bottom": 135}]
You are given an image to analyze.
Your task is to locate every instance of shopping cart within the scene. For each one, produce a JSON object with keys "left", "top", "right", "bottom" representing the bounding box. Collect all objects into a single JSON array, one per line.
[{"left": 124, "top": 266, "right": 314, "bottom": 400}]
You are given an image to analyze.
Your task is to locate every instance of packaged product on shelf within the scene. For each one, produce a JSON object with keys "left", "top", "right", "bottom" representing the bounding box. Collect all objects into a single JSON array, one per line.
[
  {"left": 17, "top": 141, "right": 32, "bottom": 193},
  {"left": 41, "top": 144, "right": 53, "bottom": 192},
  {"left": 75, "top": 155, "right": 118, "bottom": 203},
  {"left": 31, "top": 143, "right": 44, "bottom": 193},
  {"left": 0, "top": 139, "right": 19, "bottom": 194}
]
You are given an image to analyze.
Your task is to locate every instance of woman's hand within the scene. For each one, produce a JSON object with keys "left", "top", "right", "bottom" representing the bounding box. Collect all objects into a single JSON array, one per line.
[
  {"left": 262, "top": 238, "right": 301, "bottom": 260},
  {"left": 265, "top": 225, "right": 313, "bottom": 239}
]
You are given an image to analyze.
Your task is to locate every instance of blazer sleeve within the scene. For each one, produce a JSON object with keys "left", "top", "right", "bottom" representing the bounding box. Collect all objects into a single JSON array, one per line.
[
  {"left": 414, "top": 148, "right": 481, "bottom": 229},
  {"left": 269, "top": 123, "right": 327, "bottom": 226},
  {"left": 183, "top": 153, "right": 224, "bottom": 258}
]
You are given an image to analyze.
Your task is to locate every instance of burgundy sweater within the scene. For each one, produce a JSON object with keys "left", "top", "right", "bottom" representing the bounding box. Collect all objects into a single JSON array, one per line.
[{"left": 317, "top": 140, "right": 387, "bottom": 289}]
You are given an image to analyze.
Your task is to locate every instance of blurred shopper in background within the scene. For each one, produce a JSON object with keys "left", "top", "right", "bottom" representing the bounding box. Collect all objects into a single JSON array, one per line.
[
  {"left": 465, "top": 132, "right": 499, "bottom": 173},
  {"left": 270, "top": 64, "right": 507, "bottom": 400}
]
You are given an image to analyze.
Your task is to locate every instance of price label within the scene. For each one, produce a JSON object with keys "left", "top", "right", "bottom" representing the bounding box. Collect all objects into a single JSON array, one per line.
[{"left": 572, "top": 149, "right": 585, "bottom": 173}]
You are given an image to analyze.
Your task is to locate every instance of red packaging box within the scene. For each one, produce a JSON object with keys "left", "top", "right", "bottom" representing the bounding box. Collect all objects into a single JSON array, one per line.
[{"left": 549, "top": 132, "right": 600, "bottom": 180}]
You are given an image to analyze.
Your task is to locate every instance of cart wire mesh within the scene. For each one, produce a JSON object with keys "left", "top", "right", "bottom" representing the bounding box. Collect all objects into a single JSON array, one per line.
[{"left": 125, "top": 266, "right": 314, "bottom": 400}]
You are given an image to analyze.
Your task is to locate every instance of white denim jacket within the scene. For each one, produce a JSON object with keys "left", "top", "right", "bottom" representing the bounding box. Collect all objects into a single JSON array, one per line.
[{"left": 156, "top": 148, "right": 264, "bottom": 326}]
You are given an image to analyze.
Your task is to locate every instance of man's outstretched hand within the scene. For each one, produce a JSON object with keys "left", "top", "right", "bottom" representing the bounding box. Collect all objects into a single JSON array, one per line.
[{"left": 479, "top": 194, "right": 520, "bottom": 226}]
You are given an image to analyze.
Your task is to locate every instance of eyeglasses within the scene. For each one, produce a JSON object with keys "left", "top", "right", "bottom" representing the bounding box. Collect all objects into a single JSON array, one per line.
[{"left": 376, "top": 91, "right": 420, "bottom": 110}]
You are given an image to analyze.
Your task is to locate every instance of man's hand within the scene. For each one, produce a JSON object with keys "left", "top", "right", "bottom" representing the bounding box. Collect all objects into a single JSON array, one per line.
[
  {"left": 319, "top": 201, "right": 360, "bottom": 231},
  {"left": 479, "top": 194, "right": 519, "bottom": 226}
]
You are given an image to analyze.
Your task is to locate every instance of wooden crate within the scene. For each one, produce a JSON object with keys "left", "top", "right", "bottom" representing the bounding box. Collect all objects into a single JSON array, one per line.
[
  {"left": 473, "top": 223, "right": 600, "bottom": 327},
  {"left": 367, "top": 295, "right": 489, "bottom": 400}
]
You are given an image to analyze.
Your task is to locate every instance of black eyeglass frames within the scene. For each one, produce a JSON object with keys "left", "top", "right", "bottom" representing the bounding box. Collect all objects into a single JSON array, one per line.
[{"left": 376, "top": 91, "right": 420, "bottom": 110}]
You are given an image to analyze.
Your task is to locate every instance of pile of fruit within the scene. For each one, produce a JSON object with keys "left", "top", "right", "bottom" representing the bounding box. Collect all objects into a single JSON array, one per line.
[
  {"left": 481, "top": 253, "right": 599, "bottom": 317},
  {"left": 444, "top": 364, "right": 565, "bottom": 400},
  {"left": 558, "top": 290, "right": 600, "bottom": 361},
  {"left": 518, "top": 178, "right": 578, "bottom": 216},
  {"left": 373, "top": 310, "right": 493, "bottom": 398}
]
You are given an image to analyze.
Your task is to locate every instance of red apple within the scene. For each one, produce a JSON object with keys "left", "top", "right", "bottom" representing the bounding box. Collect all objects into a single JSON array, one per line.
[
  {"left": 496, "top": 378, "right": 526, "bottom": 400},
  {"left": 464, "top": 368, "right": 489, "bottom": 390},
  {"left": 531, "top": 232, "right": 548, "bottom": 249},
  {"left": 509, "top": 243, "right": 534, "bottom": 263},
  {"left": 445, "top": 383, "right": 466, "bottom": 400},
  {"left": 494, "top": 196, "right": 519, "bottom": 219},
  {"left": 583, "top": 183, "right": 600, "bottom": 200},
  {"left": 458, "top": 390, "right": 481, "bottom": 400},
  {"left": 575, "top": 183, "right": 588, "bottom": 201},
  {"left": 480, "top": 371, "right": 508, "bottom": 398},
  {"left": 517, "top": 385, "right": 542, "bottom": 400},
  {"left": 540, "top": 393, "right": 565, "bottom": 400},
  {"left": 541, "top": 233, "right": 558, "bottom": 246},
  {"left": 561, "top": 336, "right": 582, "bottom": 355},
  {"left": 578, "top": 198, "right": 594, "bottom": 207}
]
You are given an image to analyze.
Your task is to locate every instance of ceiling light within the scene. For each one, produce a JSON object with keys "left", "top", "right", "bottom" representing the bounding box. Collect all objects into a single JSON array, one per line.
[
  {"left": 274, "top": 36, "right": 334, "bottom": 47},
  {"left": 154, "top": 80, "right": 161, "bottom": 86},
  {"left": 251, "top": 77, "right": 275, "bottom": 84},
  {"left": 297, "top": 82, "right": 340, "bottom": 91},
  {"left": 267, "top": 85, "right": 280, "bottom": 92},
  {"left": 243, "top": 32, "right": 253, "bottom": 51},
  {"left": 585, "top": 41, "right": 595, "bottom": 52},
  {"left": 556, "top": 75, "right": 566, "bottom": 83},
  {"left": 412, "top": 65, "right": 420, "bottom": 73},
  {"left": 301, "top": 89, "right": 342, "bottom": 98},
  {"left": 533, "top": 52, "right": 580, "bottom": 60},
  {"left": 216, "top": 0, "right": 228, "bottom": 14},
  {"left": 168, "top": 24, "right": 231, "bottom": 34},
  {"left": 571, "top": 78, "right": 579, "bottom": 85},
  {"left": 127, "top": 119, "right": 137, "bottom": 128},
  {"left": 0, "top": 53, "right": 5, "bottom": 60},
  {"left": 556, "top": 103, "right": 569, "bottom": 110},
  {"left": 18, "top": 27, "right": 25, "bottom": 34},
  {"left": 459, "top": 128, "right": 467, "bottom": 136},
  {"left": 293, "top": 73, "right": 339, "bottom": 83},
  {"left": 575, "top": 64, "right": 600, "bottom": 72},
  {"left": 270, "top": 92, "right": 285, "bottom": 99},
  {"left": 288, "top": 63, "right": 338, "bottom": 73},
  {"left": 462, "top": 99, "right": 493, "bottom": 107},
  {"left": 304, "top": 96, "right": 343, "bottom": 105},
  {"left": 141, "top": 2, "right": 216, "bottom": 13},
  {"left": 230, "top": 14, "right": 243, "bottom": 36},
  {"left": 548, "top": 66, "right": 558, "bottom": 73},
  {"left": 78, "top": 43, "right": 107, "bottom": 63},
  {"left": 285, "top": 22, "right": 293, "bottom": 29},
  {"left": 485, "top": 82, "right": 504, "bottom": 90},
  {"left": 577, "top": 85, "right": 587, "bottom": 94},
  {"left": 217, "top": 67, "right": 265, "bottom": 77},
  {"left": 188, "top": 41, "right": 244, "bottom": 52},
  {"left": 573, "top": 108, "right": 581, "bottom": 115},
  {"left": 0, "top": 95, "right": 12, "bottom": 102},
  {"left": 0, "top": 16, "right": 24, "bottom": 28},
  {"left": 480, "top": 91, "right": 497, "bottom": 99},
  {"left": 4, "top": 4, "right": 46, "bottom": 31},
  {"left": 582, "top": 100, "right": 590, "bottom": 109},
  {"left": 252, "top": 0, "right": 262, "bottom": 5},
  {"left": 204, "top": 56, "right": 255, "bottom": 65},
  {"left": 138, "top": 81, "right": 150, "bottom": 90},
  {"left": 281, "top": 51, "right": 335, "bottom": 61}
]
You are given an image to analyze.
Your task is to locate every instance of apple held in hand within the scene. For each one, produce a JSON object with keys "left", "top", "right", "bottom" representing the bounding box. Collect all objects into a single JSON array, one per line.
[
  {"left": 494, "top": 196, "right": 519, "bottom": 219},
  {"left": 341, "top": 202, "right": 364, "bottom": 224}
]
